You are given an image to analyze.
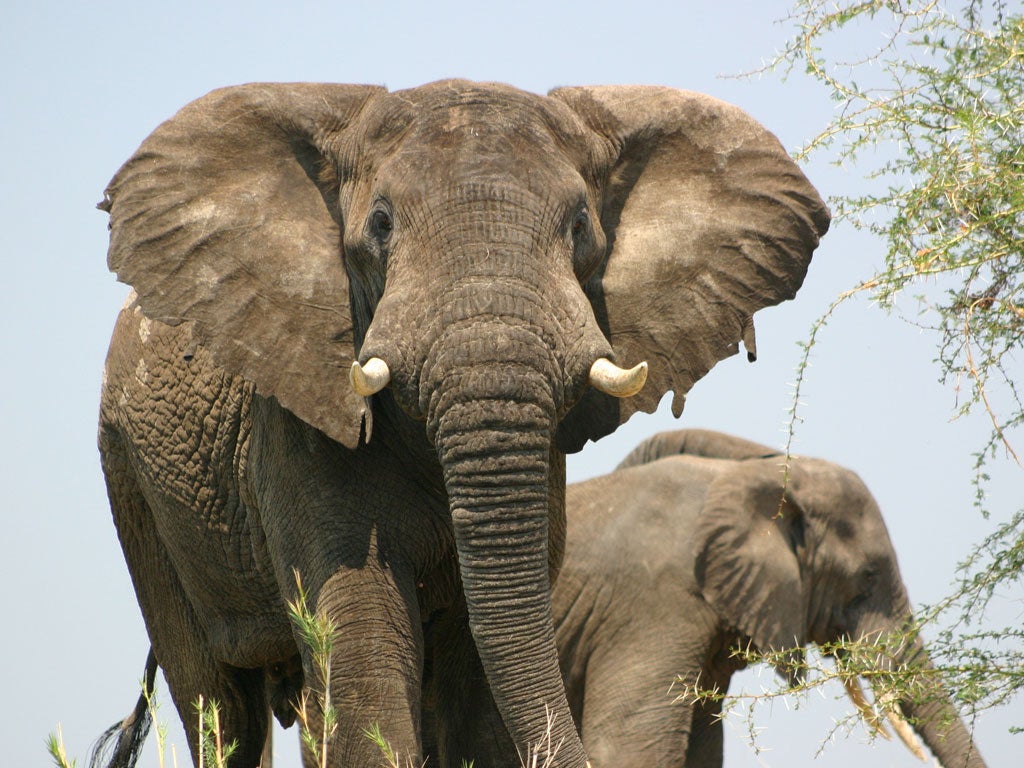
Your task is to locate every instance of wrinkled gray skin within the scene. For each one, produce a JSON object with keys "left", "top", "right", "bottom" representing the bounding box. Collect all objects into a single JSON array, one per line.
[
  {"left": 95, "top": 81, "right": 829, "bottom": 768},
  {"left": 553, "top": 429, "right": 987, "bottom": 768}
]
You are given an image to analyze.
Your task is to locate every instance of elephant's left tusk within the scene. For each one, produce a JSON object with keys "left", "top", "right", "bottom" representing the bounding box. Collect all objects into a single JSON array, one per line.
[
  {"left": 350, "top": 357, "right": 391, "bottom": 396},
  {"left": 842, "top": 676, "right": 891, "bottom": 740},
  {"left": 589, "top": 358, "right": 648, "bottom": 398}
]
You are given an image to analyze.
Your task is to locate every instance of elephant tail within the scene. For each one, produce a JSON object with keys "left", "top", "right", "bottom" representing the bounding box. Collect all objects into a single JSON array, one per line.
[{"left": 89, "top": 648, "right": 158, "bottom": 768}]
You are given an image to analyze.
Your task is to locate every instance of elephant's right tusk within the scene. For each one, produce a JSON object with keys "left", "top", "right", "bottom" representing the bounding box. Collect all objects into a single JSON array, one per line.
[
  {"left": 883, "top": 702, "right": 928, "bottom": 762},
  {"left": 350, "top": 357, "right": 391, "bottom": 396},
  {"left": 842, "top": 676, "right": 891, "bottom": 740},
  {"left": 589, "top": 357, "right": 648, "bottom": 398}
]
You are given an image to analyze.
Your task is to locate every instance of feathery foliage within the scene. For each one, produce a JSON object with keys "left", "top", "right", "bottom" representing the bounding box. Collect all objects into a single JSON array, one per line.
[{"left": 765, "top": 0, "right": 1022, "bottom": 728}]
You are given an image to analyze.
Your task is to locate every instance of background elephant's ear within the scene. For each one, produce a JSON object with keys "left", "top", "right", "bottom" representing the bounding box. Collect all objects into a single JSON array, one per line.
[
  {"left": 694, "top": 461, "right": 810, "bottom": 683},
  {"left": 101, "top": 83, "right": 384, "bottom": 448},
  {"left": 551, "top": 86, "right": 830, "bottom": 451}
]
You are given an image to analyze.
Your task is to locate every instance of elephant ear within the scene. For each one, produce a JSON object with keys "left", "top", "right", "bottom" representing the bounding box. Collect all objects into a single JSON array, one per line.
[
  {"left": 101, "top": 82, "right": 384, "bottom": 448},
  {"left": 551, "top": 86, "right": 830, "bottom": 451},
  {"left": 694, "top": 460, "right": 810, "bottom": 683}
]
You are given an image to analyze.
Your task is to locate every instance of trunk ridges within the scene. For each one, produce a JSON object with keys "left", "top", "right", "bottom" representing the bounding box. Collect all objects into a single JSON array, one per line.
[
  {"left": 898, "top": 681, "right": 987, "bottom": 768},
  {"left": 434, "top": 391, "right": 589, "bottom": 767}
]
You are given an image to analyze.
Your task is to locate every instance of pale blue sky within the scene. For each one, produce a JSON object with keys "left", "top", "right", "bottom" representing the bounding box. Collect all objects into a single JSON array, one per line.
[{"left": 2, "top": 2, "right": 1019, "bottom": 766}]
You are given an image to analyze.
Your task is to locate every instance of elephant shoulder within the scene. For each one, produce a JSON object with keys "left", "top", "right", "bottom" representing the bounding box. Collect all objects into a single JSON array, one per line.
[
  {"left": 100, "top": 294, "right": 253, "bottom": 450},
  {"left": 566, "top": 456, "right": 719, "bottom": 584}
]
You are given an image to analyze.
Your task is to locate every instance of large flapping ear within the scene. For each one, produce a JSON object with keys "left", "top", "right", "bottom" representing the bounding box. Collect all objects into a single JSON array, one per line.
[
  {"left": 694, "top": 460, "right": 810, "bottom": 682},
  {"left": 101, "top": 83, "right": 384, "bottom": 448},
  {"left": 551, "top": 86, "right": 830, "bottom": 451},
  {"left": 616, "top": 428, "right": 780, "bottom": 470}
]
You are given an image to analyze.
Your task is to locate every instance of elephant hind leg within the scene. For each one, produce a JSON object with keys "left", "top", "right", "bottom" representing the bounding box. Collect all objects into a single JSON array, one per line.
[{"left": 100, "top": 426, "right": 270, "bottom": 767}]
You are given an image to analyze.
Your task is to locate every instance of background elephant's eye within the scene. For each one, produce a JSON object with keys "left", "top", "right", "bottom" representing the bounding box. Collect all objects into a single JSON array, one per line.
[
  {"left": 848, "top": 565, "right": 878, "bottom": 609},
  {"left": 369, "top": 208, "right": 393, "bottom": 241}
]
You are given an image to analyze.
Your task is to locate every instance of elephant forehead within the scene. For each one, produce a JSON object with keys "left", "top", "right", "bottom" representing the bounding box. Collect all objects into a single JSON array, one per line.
[
  {"left": 366, "top": 83, "right": 584, "bottom": 170},
  {"left": 392, "top": 79, "right": 556, "bottom": 125}
]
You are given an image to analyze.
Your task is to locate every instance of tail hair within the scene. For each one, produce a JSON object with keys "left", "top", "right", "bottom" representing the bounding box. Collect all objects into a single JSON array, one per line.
[{"left": 89, "top": 648, "right": 158, "bottom": 768}]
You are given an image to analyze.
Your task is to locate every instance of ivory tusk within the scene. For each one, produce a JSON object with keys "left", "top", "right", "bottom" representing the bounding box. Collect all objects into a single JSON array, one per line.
[
  {"left": 885, "top": 707, "right": 928, "bottom": 762},
  {"left": 350, "top": 357, "right": 391, "bottom": 396},
  {"left": 842, "top": 676, "right": 891, "bottom": 740},
  {"left": 589, "top": 358, "right": 648, "bottom": 398}
]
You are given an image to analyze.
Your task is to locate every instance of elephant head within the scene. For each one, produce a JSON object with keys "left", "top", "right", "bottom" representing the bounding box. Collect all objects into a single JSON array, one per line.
[
  {"left": 99, "top": 82, "right": 828, "bottom": 764},
  {"left": 629, "top": 430, "right": 985, "bottom": 767}
]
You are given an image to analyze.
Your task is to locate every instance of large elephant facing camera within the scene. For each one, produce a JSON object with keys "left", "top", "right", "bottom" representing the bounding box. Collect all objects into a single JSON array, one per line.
[
  {"left": 94, "top": 81, "right": 828, "bottom": 767},
  {"left": 553, "top": 429, "right": 986, "bottom": 768}
]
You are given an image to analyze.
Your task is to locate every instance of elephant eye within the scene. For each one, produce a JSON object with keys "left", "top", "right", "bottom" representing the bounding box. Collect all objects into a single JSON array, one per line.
[
  {"left": 368, "top": 207, "right": 393, "bottom": 242},
  {"left": 569, "top": 206, "right": 602, "bottom": 283},
  {"left": 571, "top": 209, "right": 589, "bottom": 242}
]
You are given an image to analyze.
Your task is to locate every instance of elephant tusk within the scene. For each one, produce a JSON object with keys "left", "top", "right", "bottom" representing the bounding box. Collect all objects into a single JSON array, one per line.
[
  {"left": 589, "top": 358, "right": 648, "bottom": 398},
  {"left": 350, "top": 357, "right": 391, "bottom": 396},
  {"left": 884, "top": 706, "right": 928, "bottom": 762},
  {"left": 842, "top": 676, "right": 891, "bottom": 740}
]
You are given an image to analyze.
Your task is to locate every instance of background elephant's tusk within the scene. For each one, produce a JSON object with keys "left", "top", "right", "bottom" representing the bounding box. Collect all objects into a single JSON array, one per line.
[
  {"left": 589, "top": 358, "right": 648, "bottom": 398},
  {"left": 842, "top": 676, "right": 891, "bottom": 740},
  {"left": 350, "top": 358, "right": 391, "bottom": 396},
  {"left": 877, "top": 691, "right": 928, "bottom": 762}
]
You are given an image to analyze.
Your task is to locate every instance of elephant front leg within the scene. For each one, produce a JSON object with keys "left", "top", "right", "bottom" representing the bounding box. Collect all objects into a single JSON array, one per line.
[
  {"left": 579, "top": 633, "right": 700, "bottom": 768},
  {"left": 296, "top": 562, "right": 425, "bottom": 768}
]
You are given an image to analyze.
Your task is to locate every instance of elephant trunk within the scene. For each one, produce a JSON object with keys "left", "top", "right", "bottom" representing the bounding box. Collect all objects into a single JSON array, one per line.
[
  {"left": 432, "top": 371, "right": 587, "bottom": 766},
  {"left": 850, "top": 626, "right": 986, "bottom": 768},
  {"left": 889, "top": 638, "right": 987, "bottom": 768}
]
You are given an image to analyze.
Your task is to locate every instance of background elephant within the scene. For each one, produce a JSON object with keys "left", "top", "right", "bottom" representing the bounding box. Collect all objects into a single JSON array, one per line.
[
  {"left": 94, "top": 81, "right": 828, "bottom": 767},
  {"left": 553, "top": 429, "right": 986, "bottom": 768}
]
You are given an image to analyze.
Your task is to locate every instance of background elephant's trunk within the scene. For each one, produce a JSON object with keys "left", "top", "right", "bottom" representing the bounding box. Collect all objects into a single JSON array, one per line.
[
  {"left": 852, "top": 627, "right": 986, "bottom": 768},
  {"left": 433, "top": 385, "right": 587, "bottom": 766},
  {"left": 889, "top": 637, "right": 987, "bottom": 768}
]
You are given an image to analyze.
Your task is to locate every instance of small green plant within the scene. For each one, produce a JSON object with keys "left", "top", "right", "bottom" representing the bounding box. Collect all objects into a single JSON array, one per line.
[
  {"left": 46, "top": 724, "right": 76, "bottom": 768},
  {"left": 364, "top": 722, "right": 397, "bottom": 765},
  {"left": 195, "top": 695, "right": 238, "bottom": 768},
  {"left": 363, "top": 722, "right": 431, "bottom": 768},
  {"left": 51, "top": 657, "right": 171, "bottom": 768},
  {"left": 142, "top": 676, "right": 172, "bottom": 768},
  {"left": 287, "top": 568, "right": 338, "bottom": 768}
]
